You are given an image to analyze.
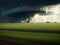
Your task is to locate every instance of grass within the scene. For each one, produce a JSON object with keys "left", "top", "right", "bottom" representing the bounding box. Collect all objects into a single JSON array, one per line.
[
  {"left": 0, "top": 23, "right": 60, "bottom": 44},
  {"left": 0, "top": 30, "right": 60, "bottom": 43},
  {"left": 0, "top": 23, "right": 60, "bottom": 30}
]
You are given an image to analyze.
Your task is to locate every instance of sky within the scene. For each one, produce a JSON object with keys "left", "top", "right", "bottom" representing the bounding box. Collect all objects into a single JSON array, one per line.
[
  {"left": 29, "top": 4, "right": 60, "bottom": 23},
  {"left": 0, "top": 0, "right": 60, "bottom": 22},
  {"left": 0, "top": 0, "right": 60, "bottom": 11},
  {"left": 0, "top": 0, "right": 60, "bottom": 15}
]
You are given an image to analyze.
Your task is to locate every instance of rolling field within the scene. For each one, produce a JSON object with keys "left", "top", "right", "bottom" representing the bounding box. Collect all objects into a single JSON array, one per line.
[
  {"left": 0, "top": 23, "right": 60, "bottom": 45},
  {"left": 0, "top": 30, "right": 60, "bottom": 43},
  {"left": 0, "top": 23, "right": 60, "bottom": 30}
]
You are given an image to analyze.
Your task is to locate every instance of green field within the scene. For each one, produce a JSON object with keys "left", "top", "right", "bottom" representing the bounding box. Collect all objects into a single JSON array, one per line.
[
  {"left": 0, "top": 23, "right": 60, "bottom": 44},
  {"left": 0, "top": 30, "right": 60, "bottom": 43},
  {"left": 0, "top": 23, "right": 60, "bottom": 30}
]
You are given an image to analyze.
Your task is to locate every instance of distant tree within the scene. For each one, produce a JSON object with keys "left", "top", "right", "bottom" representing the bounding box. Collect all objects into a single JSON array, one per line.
[
  {"left": 55, "top": 21, "right": 57, "bottom": 23},
  {"left": 46, "top": 21, "right": 50, "bottom": 23}
]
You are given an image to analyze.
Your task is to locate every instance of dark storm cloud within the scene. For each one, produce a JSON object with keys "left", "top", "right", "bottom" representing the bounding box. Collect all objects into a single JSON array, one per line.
[
  {"left": 0, "top": 0, "right": 60, "bottom": 15},
  {"left": 0, "top": 0, "right": 60, "bottom": 8},
  {"left": 1, "top": 0, "right": 60, "bottom": 4},
  {"left": 1, "top": 0, "right": 60, "bottom": 15},
  {"left": 0, "top": 0, "right": 60, "bottom": 9},
  {"left": 0, "top": 0, "right": 60, "bottom": 22}
]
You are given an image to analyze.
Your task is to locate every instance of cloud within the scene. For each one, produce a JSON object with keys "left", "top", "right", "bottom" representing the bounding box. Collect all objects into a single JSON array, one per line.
[{"left": 30, "top": 4, "right": 60, "bottom": 23}]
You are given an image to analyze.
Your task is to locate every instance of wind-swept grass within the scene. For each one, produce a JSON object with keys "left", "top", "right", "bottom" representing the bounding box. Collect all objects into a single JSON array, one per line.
[
  {"left": 0, "top": 30, "right": 60, "bottom": 43},
  {"left": 0, "top": 23, "right": 60, "bottom": 31}
]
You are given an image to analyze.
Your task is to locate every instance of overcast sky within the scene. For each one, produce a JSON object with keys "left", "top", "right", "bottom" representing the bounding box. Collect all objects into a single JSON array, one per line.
[
  {"left": 0, "top": 0, "right": 60, "bottom": 22},
  {"left": 0, "top": 0, "right": 60, "bottom": 10}
]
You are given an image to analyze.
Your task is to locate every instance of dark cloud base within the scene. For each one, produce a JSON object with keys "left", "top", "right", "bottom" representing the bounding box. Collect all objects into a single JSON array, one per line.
[{"left": 0, "top": 0, "right": 60, "bottom": 22}]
